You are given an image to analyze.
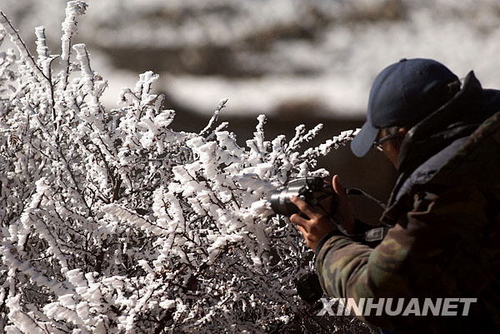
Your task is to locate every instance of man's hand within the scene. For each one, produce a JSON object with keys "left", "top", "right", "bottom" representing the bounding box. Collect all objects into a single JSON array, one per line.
[{"left": 290, "top": 175, "right": 354, "bottom": 252}]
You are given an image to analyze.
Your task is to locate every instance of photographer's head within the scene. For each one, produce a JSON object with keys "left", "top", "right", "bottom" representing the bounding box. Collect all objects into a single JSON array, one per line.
[{"left": 351, "top": 58, "right": 460, "bottom": 166}]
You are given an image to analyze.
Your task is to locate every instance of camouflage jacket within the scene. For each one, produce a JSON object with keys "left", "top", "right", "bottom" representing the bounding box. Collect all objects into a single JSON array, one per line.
[{"left": 316, "top": 73, "right": 500, "bottom": 333}]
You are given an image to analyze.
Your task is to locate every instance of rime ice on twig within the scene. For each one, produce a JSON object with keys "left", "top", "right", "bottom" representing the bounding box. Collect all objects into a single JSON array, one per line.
[
  {"left": 59, "top": 1, "right": 88, "bottom": 89},
  {"left": 35, "top": 26, "right": 56, "bottom": 79},
  {"left": 302, "top": 128, "right": 360, "bottom": 158},
  {"left": 35, "top": 26, "right": 49, "bottom": 60},
  {"left": 73, "top": 44, "right": 93, "bottom": 78},
  {"left": 0, "top": 11, "right": 47, "bottom": 83},
  {"left": 199, "top": 97, "right": 228, "bottom": 137}
]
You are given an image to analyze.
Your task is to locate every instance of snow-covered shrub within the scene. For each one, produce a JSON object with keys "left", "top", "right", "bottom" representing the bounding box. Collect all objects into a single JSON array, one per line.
[{"left": 0, "top": 2, "right": 363, "bottom": 333}]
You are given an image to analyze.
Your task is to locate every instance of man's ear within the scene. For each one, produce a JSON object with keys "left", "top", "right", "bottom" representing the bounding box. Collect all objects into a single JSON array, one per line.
[{"left": 398, "top": 127, "right": 408, "bottom": 138}]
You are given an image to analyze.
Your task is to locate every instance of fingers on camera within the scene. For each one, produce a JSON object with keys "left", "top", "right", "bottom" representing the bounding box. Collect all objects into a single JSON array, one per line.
[{"left": 291, "top": 196, "right": 318, "bottom": 217}]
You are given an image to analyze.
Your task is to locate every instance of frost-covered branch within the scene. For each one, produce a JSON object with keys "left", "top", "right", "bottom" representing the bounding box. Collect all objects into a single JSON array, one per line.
[
  {"left": 59, "top": 0, "right": 88, "bottom": 90},
  {"left": 0, "top": 11, "right": 47, "bottom": 83},
  {"left": 0, "top": 3, "right": 367, "bottom": 334}
]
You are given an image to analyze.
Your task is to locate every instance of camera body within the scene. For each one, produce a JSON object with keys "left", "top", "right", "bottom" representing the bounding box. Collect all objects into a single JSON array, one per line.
[{"left": 270, "top": 177, "right": 336, "bottom": 217}]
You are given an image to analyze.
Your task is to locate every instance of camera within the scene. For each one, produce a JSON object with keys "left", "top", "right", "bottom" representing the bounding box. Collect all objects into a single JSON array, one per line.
[
  {"left": 270, "top": 177, "right": 390, "bottom": 303},
  {"left": 270, "top": 177, "right": 336, "bottom": 217}
]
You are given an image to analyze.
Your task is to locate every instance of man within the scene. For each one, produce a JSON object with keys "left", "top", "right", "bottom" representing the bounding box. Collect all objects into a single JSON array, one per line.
[{"left": 290, "top": 58, "right": 500, "bottom": 333}]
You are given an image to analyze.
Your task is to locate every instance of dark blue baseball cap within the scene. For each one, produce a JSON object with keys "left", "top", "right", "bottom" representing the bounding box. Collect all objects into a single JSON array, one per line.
[{"left": 350, "top": 58, "right": 459, "bottom": 157}]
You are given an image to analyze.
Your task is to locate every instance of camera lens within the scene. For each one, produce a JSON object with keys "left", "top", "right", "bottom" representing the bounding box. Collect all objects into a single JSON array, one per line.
[
  {"left": 270, "top": 190, "right": 299, "bottom": 217},
  {"left": 270, "top": 179, "right": 310, "bottom": 216}
]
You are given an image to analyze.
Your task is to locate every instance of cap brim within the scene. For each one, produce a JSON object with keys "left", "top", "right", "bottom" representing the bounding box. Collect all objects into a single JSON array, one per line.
[{"left": 350, "top": 121, "right": 379, "bottom": 157}]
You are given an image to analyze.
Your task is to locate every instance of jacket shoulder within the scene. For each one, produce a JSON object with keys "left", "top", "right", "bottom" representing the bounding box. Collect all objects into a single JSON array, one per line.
[
  {"left": 383, "top": 111, "right": 500, "bottom": 224},
  {"left": 433, "top": 110, "right": 500, "bottom": 186}
]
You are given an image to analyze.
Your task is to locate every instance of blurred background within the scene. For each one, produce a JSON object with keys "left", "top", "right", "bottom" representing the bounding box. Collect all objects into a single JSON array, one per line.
[{"left": 3, "top": 0, "right": 500, "bottom": 222}]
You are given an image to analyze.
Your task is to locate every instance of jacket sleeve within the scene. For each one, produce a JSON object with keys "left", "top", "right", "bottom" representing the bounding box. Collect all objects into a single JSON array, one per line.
[
  {"left": 315, "top": 186, "right": 491, "bottom": 327},
  {"left": 315, "top": 223, "right": 416, "bottom": 303}
]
